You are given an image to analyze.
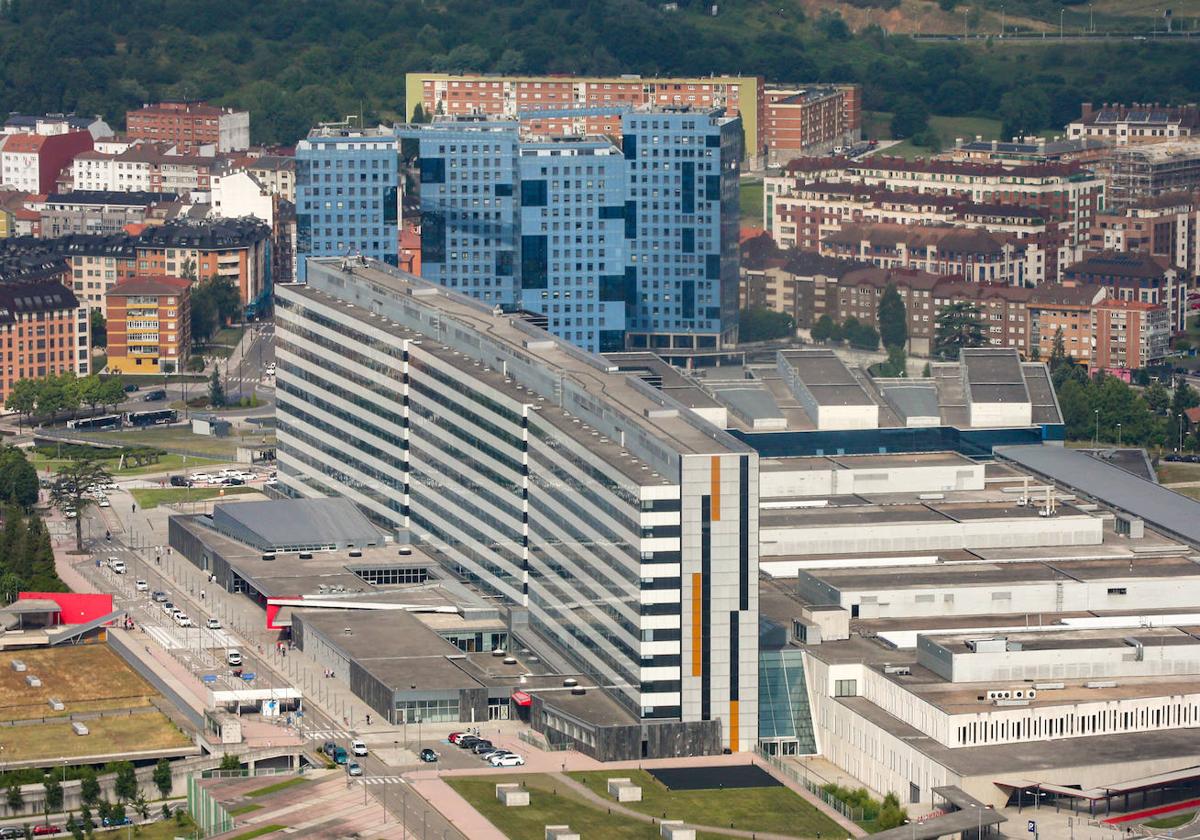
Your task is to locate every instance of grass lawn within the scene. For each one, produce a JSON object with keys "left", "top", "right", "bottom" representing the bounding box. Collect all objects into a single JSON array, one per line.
[
  {"left": 29, "top": 450, "right": 220, "bottom": 478},
  {"left": 864, "top": 112, "right": 1008, "bottom": 159},
  {"left": 73, "top": 426, "right": 250, "bottom": 459},
  {"left": 740, "top": 181, "right": 764, "bottom": 224},
  {"left": 229, "top": 825, "right": 286, "bottom": 840},
  {"left": 1156, "top": 463, "right": 1200, "bottom": 484},
  {"left": 446, "top": 774, "right": 667, "bottom": 840},
  {"left": 1172, "top": 486, "right": 1200, "bottom": 500},
  {"left": 245, "top": 777, "right": 309, "bottom": 798},
  {"left": 569, "top": 769, "right": 844, "bottom": 837},
  {"left": 1145, "top": 810, "right": 1196, "bottom": 829},
  {"left": 0, "top": 646, "right": 156, "bottom": 723},
  {"left": 0, "top": 711, "right": 191, "bottom": 761},
  {"left": 214, "top": 326, "right": 245, "bottom": 347},
  {"left": 93, "top": 815, "right": 197, "bottom": 839},
  {"left": 230, "top": 803, "right": 264, "bottom": 816},
  {"left": 130, "top": 485, "right": 261, "bottom": 509}
]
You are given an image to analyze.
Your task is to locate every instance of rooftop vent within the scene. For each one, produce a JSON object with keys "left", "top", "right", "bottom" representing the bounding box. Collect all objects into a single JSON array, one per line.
[
  {"left": 348, "top": 550, "right": 363, "bottom": 558},
  {"left": 882, "top": 664, "right": 911, "bottom": 676},
  {"left": 398, "top": 546, "right": 413, "bottom": 556},
  {"left": 261, "top": 553, "right": 276, "bottom": 562},
  {"left": 571, "top": 686, "right": 586, "bottom": 696},
  {"left": 503, "top": 657, "right": 518, "bottom": 665}
]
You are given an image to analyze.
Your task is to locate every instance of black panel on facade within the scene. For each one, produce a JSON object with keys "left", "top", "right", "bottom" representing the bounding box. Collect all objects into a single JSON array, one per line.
[
  {"left": 681, "top": 280, "right": 695, "bottom": 320},
  {"left": 383, "top": 187, "right": 398, "bottom": 224},
  {"left": 706, "top": 254, "right": 721, "bottom": 279},
  {"left": 599, "top": 205, "right": 625, "bottom": 220},
  {"left": 599, "top": 330, "right": 626, "bottom": 353},
  {"left": 681, "top": 228, "right": 695, "bottom": 254},
  {"left": 521, "top": 180, "right": 548, "bottom": 207},
  {"left": 600, "top": 275, "right": 626, "bottom": 302},
  {"left": 624, "top": 267, "right": 638, "bottom": 306},
  {"left": 520, "top": 235, "right": 548, "bottom": 289},
  {"left": 682, "top": 162, "right": 695, "bottom": 214},
  {"left": 624, "top": 201, "right": 637, "bottom": 239},
  {"left": 495, "top": 250, "right": 514, "bottom": 277},
  {"left": 494, "top": 183, "right": 513, "bottom": 197},
  {"left": 419, "top": 157, "right": 445, "bottom": 184},
  {"left": 624, "top": 134, "right": 638, "bottom": 160},
  {"left": 422, "top": 212, "right": 445, "bottom": 263}
]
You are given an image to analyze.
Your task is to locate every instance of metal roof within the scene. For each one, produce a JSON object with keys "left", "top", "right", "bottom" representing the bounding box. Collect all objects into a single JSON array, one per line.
[
  {"left": 713, "top": 386, "right": 785, "bottom": 423},
  {"left": 211, "top": 498, "right": 385, "bottom": 551},
  {"left": 878, "top": 382, "right": 940, "bottom": 421},
  {"left": 996, "top": 445, "right": 1200, "bottom": 548}
]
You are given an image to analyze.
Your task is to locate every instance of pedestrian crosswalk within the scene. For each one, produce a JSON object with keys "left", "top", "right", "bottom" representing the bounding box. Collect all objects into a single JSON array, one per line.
[
  {"left": 304, "top": 728, "right": 353, "bottom": 740},
  {"left": 359, "top": 776, "right": 406, "bottom": 786}
]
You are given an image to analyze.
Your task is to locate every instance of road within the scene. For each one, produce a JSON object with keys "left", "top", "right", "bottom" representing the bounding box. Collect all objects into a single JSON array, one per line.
[{"left": 76, "top": 489, "right": 465, "bottom": 840}]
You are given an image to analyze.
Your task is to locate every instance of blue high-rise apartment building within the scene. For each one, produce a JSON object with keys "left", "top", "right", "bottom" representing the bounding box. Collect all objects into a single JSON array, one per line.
[
  {"left": 294, "top": 125, "right": 400, "bottom": 281},
  {"left": 622, "top": 110, "right": 743, "bottom": 351},
  {"left": 412, "top": 107, "right": 742, "bottom": 351}
]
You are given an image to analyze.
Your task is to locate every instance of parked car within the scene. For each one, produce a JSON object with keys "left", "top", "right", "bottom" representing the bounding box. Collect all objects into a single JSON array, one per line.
[
  {"left": 0, "top": 827, "right": 25, "bottom": 839},
  {"left": 420, "top": 748, "right": 439, "bottom": 763},
  {"left": 351, "top": 739, "right": 368, "bottom": 757},
  {"left": 190, "top": 473, "right": 213, "bottom": 484},
  {"left": 161, "top": 602, "right": 176, "bottom": 615},
  {"left": 470, "top": 740, "right": 496, "bottom": 755},
  {"left": 151, "top": 591, "right": 168, "bottom": 603},
  {"left": 322, "top": 741, "right": 337, "bottom": 758},
  {"left": 333, "top": 746, "right": 348, "bottom": 765},
  {"left": 221, "top": 477, "right": 245, "bottom": 486},
  {"left": 347, "top": 762, "right": 363, "bottom": 777},
  {"left": 458, "top": 736, "right": 481, "bottom": 749},
  {"left": 206, "top": 617, "right": 222, "bottom": 630},
  {"left": 135, "top": 579, "right": 148, "bottom": 592},
  {"left": 448, "top": 732, "right": 466, "bottom": 744},
  {"left": 170, "top": 475, "right": 192, "bottom": 487},
  {"left": 32, "top": 824, "right": 63, "bottom": 835},
  {"left": 100, "top": 816, "right": 132, "bottom": 827},
  {"left": 480, "top": 748, "right": 510, "bottom": 760},
  {"left": 123, "top": 383, "right": 139, "bottom": 393},
  {"left": 490, "top": 753, "right": 525, "bottom": 767},
  {"left": 144, "top": 389, "right": 167, "bottom": 401}
]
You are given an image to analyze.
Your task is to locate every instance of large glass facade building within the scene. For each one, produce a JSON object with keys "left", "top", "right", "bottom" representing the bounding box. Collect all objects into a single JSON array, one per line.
[
  {"left": 294, "top": 126, "right": 400, "bottom": 281},
  {"left": 411, "top": 108, "right": 742, "bottom": 353},
  {"left": 274, "top": 257, "right": 759, "bottom": 750}
]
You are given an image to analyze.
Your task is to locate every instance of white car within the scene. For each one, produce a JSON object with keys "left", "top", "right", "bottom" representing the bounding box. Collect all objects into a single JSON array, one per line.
[
  {"left": 190, "top": 473, "right": 213, "bottom": 484},
  {"left": 97, "top": 498, "right": 110, "bottom": 508},
  {"left": 218, "top": 468, "right": 241, "bottom": 478},
  {"left": 205, "top": 617, "right": 222, "bottom": 630},
  {"left": 351, "top": 740, "right": 368, "bottom": 757},
  {"left": 135, "top": 579, "right": 148, "bottom": 592},
  {"left": 173, "top": 612, "right": 192, "bottom": 628},
  {"left": 236, "top": 471, "right": 256, "bottom": 481},
  {"left": 489, "top": 753, "right": 525, "bottom": 767},
  {"left": 110, "top": 560, "right": 126, "bottom": 575}
]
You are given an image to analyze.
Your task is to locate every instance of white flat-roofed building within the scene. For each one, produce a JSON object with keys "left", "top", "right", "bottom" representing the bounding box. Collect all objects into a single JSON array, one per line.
[
  {"left": 777, "top": 348, "right": 879, "bottom": 430},
  {"left": 274, "top": 257, "right": 758, "bottom": 755}
]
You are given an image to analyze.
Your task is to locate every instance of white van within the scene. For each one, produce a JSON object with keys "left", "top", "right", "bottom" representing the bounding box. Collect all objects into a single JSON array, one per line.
[
  {"left": 226, "top": 649, "right": 243, "bottom": 666},
  {"left": 110, "top": 559, "right": 126, "bottom": 575}
]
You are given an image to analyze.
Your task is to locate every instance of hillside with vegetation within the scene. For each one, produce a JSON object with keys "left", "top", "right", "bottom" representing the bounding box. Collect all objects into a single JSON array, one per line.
[{"left": 0, "top": 0, "right": 1198, "bottom": 146}]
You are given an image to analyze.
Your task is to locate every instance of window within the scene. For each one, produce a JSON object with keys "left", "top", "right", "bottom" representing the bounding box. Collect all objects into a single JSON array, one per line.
[
  {"left": 834, "top": 679, "right": 857, "bottom": 697},
  {"left": 1108, "top": 587, "right": 1127, "bottom": 595}
]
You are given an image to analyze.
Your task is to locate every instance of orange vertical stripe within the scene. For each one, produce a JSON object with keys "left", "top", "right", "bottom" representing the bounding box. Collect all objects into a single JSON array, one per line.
[
  {"left": 730, "top": 701, "right": 739, "bottom": 752},
  {"left": 691, "top": 572, "right": 703, "bottom": 677},
  {"left": 711, "top": 456, "right": 721, "bottom": 521}
]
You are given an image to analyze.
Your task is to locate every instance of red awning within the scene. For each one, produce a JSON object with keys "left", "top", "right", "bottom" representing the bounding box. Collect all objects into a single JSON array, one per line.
[{"left": 511, "top": 690, "right": 532, "bottom": 706}]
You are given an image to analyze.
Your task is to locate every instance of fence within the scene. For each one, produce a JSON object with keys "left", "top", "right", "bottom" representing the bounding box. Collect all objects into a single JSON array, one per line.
[
  {"left": 754, "top": 747, "right": 865, "bottom": 823},
  {"left": 518, "top": 730, "right": 569, "bottom": 752}
]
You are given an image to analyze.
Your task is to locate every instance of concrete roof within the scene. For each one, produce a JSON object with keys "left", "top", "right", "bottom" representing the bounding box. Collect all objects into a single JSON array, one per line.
[
  {"left": 997, "top": 444, "right": 1200, "bottom": 549},
  {"left": 212, "top": 498, "right": 385, "bottom": 550}
]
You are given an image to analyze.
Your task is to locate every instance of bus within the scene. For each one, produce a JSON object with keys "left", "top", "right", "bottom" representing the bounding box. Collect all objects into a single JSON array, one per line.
[
  {"left": 125, "top": 409, "right": 178, "bottom": 427},
  {"left": 66, "top": 414, "right": 122, "bottom": 431}
]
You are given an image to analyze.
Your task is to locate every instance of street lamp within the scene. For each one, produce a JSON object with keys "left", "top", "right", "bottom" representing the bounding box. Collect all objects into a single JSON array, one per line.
[
  {"left": 1117, "top": 422, "right": 1123, "bottom": 447},
  {"left": 999, "top": 4, "right": 1005, "bottom": 37},
  {"left": 1093, "top": 409, "right": 1100, "bottom": 448},
  {"left": 1178, "top": 413, "right": 1185, "bottom": 453},
  {"left": 1060, "top": 7, "right": 1065, "bottom": 38}
]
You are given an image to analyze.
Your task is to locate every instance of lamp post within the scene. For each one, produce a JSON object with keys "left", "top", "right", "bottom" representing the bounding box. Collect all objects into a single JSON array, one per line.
[
  {"left": 1179, "top": 413, "right": 1185, "bottom": 453},
  {"left": 1093, "top": 409, "right": 1099, "bottom": 448},
  {"left": 999, "top": 4, "right": 1005, "bottom": 36},
  {"left": 1060, "top": 7, "right": 1065, "bottom": 38},
  {"left": 1117, "top": 422, "right": 1123, "bottom": 447}
]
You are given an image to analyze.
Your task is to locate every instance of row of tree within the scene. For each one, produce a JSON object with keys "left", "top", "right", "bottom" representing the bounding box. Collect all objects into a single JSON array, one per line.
[
  {"left": 4, "top": 374, "right": 128, "bottom": 431},
  {"left": 1055, "top": 361, "right": 1200, "bottom": 450},
  {"left": 0, "top": 501, "right": 65, "bottom": 601},
  {"left": 5, "top": 758, "right": 176, "bottom": 834}
]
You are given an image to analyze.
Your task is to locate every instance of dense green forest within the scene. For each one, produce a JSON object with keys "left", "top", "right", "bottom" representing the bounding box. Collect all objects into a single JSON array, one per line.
[{"left": 0, "top": 0, "right": 1198, "bottom": 145}]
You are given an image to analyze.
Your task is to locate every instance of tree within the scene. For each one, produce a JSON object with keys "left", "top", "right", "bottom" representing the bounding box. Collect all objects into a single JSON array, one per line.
[
  {"left": 878, "top": 344, "right": 907, "bottom": 377},
  {"left": 79, "top": 770, "right": 99, "bottom": 807},
  {"left": 1145, "top": 382, "right": 1170, "bottom": 415},
  {"left": 0, "top": 448, "right": 39, "bottom": 508},
  {"left": 877, "top": 284, "right": 908, "bottom": 350},
  {"left": 209, "top": 367, "right": 226, "bottom": 408},
  {"left": 219, "top": 754, "right": 242, "bottom": 771},
  {"left": 890, "top": 96, "right": 930, "bottom": 140},
  {"left": 4, "top": 379, "right": 39, "bottom": 432},
  {"left": 49, "top": 459, "right": 113, "bottom": 553},
  {"left": 43, "top": 777, "right": 63, "bottom": 819},
  {"left": 79, "top": 804, "right": 94, "bottom": 832},
  {"left": 738, "top": 308, "right": 794, "bottom": 343},
  {"left": 97, "top": 378, "right": 126, "bottom": 411},
  {"left": 841, "top": 317, "right": 879, "bottom": 351},
  {"left": 1049, "top": 326, "right": 1067, "bottom": 371},
  {"left": 67, "top": 814, "right": 83, "bottom": 840},
  {"left": 132, "top": 794, "right": 149, "bottom": 821},
  {"left": 112, "top": 762, "right": 137, "bottom": 802},
  {"left": 89, "top": 310, "right": 106, "bottom": 348},
  {"left": 811, "top": 314, "right": 837, "bottom": 343},
  {"left": 7, "top": 783, "right": 23, "bottom": 814},
  {"left": 933, "top": 302, "right": 986, "bottom": 360},
  {"left": 152, "top": 759, "right": 172, "bottom": 800},
  {"left": 878, "top": 792, "right": 908, "bottom": 831},
  {"left": 999, "top": 88, "right": 1051, "bottom": 140}
]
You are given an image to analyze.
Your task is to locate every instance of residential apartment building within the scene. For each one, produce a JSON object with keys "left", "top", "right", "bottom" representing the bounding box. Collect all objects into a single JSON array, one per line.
[
  {"left": 105, "top": 275, "right": 190, "bottom": 374},
  {"left": 126, "top": 101, "right": 250, "bottom": 153},
  {"left": 1062, "top": 251, "right": 1188, "bottom": 332},
  {"left": 761, "top": 84, "right": 861, "bottom": 165},
  {"left": 0, "top": 261, "right": 90, "bottom": 401},
  {"left": 275, "top": 256, "right": 759, "bottom": 753},
  {"left": 69, "top": 145, "right": 216, "bottom": 195},
  {"left": 2, "top": 113, "right": 113, "bottom": 140},
  {"left": 1027, "top": 282, "right": 1107, "bottom": 362},
  {"left": 766, "top": 156, "right": 1104, "bottom": 251},
  {"left": 1067, "top": 102, "right": 1200, "bottom": 146},
  {"left": 820, "top": 223, "right": 1038, "bottom": 287},
  {"left": 0, "top": 131, "right": 94, "bottom": 194},
  {"left": 38, "top": 191, "right": 177, "bottom": 238},
  {"left": 244, "top": 155, "right": 296, "bottom": 203},
  {"left": 1089, "top": 194, "right": 1200, "bottom": 276},
  {"left": 294, "top": 125, "right": 400, "bottom": 281},
  {"left": 1104, "top": 141, "right": 1200, "bottom": 208},
  {"left": 946, "top": 135, "right": 1110, "bottom": 166},
  {"left": 1093, "top": 297, "right": 1171, "bottom": 370},
  {"left": 406, "top": 73, "right": 764, "bottom": 166}
]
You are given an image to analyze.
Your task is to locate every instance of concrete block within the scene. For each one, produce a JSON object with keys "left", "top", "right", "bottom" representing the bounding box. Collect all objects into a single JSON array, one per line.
[
  {"left": 496, "top": 783, "right": 529, "bottom": 807},
  {"left": 661, "top": 821, "right": 696, "bottom": 840},
  {"left": 71, "top": 721, "right": 89, "bottom": 736},
  {"left": 25, "top": 674, "right": 41, "bottom": 687},
  {"left": 607, "top": 778, "right": 642, "bottom": 802},
  {"left": 545, "top": 826, "right": 580, "bottom": 840},
  {"left": 10, "top": 659, "right": 25, "bottom": 672},
  {"left": 47, "top": 698, "right": 64, "bottom": 711}
]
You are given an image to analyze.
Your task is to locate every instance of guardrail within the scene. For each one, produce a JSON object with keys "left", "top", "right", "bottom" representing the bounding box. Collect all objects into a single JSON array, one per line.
[{"left": 754, "top": 747, "right": 865, "bottom": 823}]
